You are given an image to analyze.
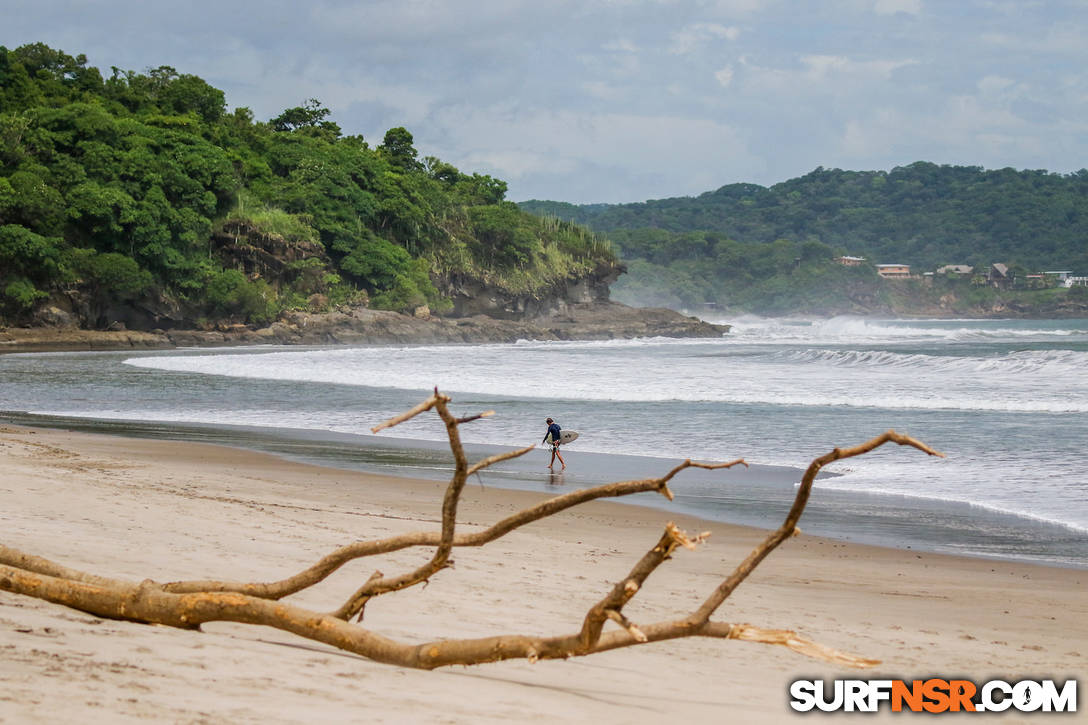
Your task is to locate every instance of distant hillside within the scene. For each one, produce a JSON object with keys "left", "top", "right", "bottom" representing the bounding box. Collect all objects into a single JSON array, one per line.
[
  {"left": 520, "top": 163, "right": 1088, "bottom": 316},
  {"left": 521, "top": 163, "right": 1088, "bottom": 271},
  {"left": 0, "top": 43, "right": 618, "bottom": 330}
]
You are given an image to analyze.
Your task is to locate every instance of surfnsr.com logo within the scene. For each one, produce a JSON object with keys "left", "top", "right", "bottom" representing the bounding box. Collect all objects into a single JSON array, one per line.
[{"left": 789, "top": 678, "right": 1077, "bottom": 713}]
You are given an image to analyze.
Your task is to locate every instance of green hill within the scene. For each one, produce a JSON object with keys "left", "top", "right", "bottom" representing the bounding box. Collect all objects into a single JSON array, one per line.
[
  {"left": 520, "top": 164, "right": 1088, "bottom": 315},
  {"left": 0, "top": 43, "right": 617, "bottom": 329}
]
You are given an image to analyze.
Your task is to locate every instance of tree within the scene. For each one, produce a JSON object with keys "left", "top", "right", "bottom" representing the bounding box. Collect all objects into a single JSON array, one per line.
[
  {"left": 204, "top": 268, "right": 274, "bottom": 323},
  {"left": 0, "top": 391, "right": 942, "bottom": 670},
  {"left": 468, "top": 203, "right": 541, "bottom": 266},
  {"left": 270, "top": 98, "right": 340, "bottom": 137},
  {"left": 423, "top": 155, "right": 461, "bottom": 184},
  {"left": 159, "top": 74, "right": 226, "bottom": 123},
  {"left": 0, "top": 48, "right": 45, "bottom": 110},
  {"left": 379, "top": 126, "right": 420, "bottom": 170},
  {"left": 73, "top": 250, "right": 153, "bottom": 326},
  {"left": 456, "top": 173, "right": 507, "bottom": 205},
  {"left": 3, "top": 169, "right": 67, "bottom": 235},
  {"left": 0, "top": 111, "right": 32, "bottom": 165},
  {"left": 0, "top": 224, "right": 65, "bottom": 285},
  {"left": 0, "top": 42, "right": 621, "bottom": 327},
  {"left": 336, "top": 231, "right": 413, "bottom": 289},
  {"left": 0, "top": 224, "right": 66, "bottom": 315}
]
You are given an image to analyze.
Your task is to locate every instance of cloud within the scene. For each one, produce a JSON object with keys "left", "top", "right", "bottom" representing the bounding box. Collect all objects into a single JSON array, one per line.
[
  {"left": 873, "top": 0, "right": 922, "bottom": 15},
  {"left": 735, "top": 53, "right": 917, "bottom": 102},
  {"left": 800, "top": 54, "right": 917, "bottom": 80},
  {"left": 4, "top": 0, "right": 1088, "bottom": 202},
  {"left": 837, "top": 93, "right": 1037, "bottom": 166},
  {"left": 976, "top": 75, "right": 1019, "bottom": 97},
  {"left": 580, "top": 80, "right": 626, "bottom": 101},
  {"left": 429, "top": 104, "right": 760, "bottom": 202},
  {"left": 981, "top": 24, "right": 1088, "bottom": 56},
  {"left": 668, "top": 22, "right": 741, "bottom": 55},
  {"left": 714, "top": 65, "right": 736, "bottom": 86},
  {"left": 708, "top": 0, "right": 774, "bottom": 15},
  {"left": 602, "top": 38, "right": 639, "bottom": 53}
]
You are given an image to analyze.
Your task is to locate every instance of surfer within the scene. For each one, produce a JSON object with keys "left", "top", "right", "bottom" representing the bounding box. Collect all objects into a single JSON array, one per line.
[{"left": 542, "top": 417, "right": 566, "bottom": 470}]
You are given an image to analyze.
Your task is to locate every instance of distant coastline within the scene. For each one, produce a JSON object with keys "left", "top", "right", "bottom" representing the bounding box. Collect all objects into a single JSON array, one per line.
[
  {"left": 0, "top": 301, "right": 728, "bottom": 354},
  {"left": 616, "top": 276, "right": 1088, "bottom": 320}
]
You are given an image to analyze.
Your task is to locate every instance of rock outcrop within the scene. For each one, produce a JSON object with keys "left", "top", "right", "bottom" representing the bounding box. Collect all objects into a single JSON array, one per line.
[
  {"left": 212, "top": 221, "right": 330, "bottom": 289},
  {"left": 3, "top": 230, "right": 730, "bottom": 352},
  {"left": 0, "top": 302, "right": 729, "bottom": 353},
  {"left": 439, "top": 260, "right": 624, "bottom": 319}
]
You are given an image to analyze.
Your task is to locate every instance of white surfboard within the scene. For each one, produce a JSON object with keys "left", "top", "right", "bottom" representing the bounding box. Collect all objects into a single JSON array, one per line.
[{"left": 558, "top": 430, "right": 579, "bottom": 445}]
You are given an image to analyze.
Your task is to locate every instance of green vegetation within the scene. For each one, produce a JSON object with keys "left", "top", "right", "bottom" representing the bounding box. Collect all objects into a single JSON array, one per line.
[
  {"left": 0, "top": 43, "right": 616, "bottom": 327},
  {"left": 521, "top": 164, "right": 1088, "bottom": 315},
  {"left": 605, "top": 233, "right": 890, "bottom": 314}
]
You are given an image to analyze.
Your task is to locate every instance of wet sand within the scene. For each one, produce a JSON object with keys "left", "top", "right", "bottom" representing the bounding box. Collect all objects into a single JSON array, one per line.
[{"left": 1, "top": 424, "right": 1084, "bottom": 723}]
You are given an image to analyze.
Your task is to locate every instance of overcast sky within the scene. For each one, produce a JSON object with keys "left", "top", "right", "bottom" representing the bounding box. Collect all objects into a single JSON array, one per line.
[{"left": 5, "top": 0, "right": 1087, "bottom": 203}]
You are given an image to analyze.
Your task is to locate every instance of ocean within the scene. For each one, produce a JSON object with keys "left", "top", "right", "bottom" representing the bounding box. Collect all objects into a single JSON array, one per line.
[{"left": 2, "top": 316, "right": 1086, "bottom": 568}]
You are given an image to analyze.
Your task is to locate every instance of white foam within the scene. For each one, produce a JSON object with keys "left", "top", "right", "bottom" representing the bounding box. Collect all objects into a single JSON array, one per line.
[
  {"left": 702, "top": 315, "right": 1088, "bottom": 346},
  {"left": 86, "top": 316, "right": 1088, "bottom": 545},
  {"left": 122, "top": 337, "right": 1088, "bottom": 412}
]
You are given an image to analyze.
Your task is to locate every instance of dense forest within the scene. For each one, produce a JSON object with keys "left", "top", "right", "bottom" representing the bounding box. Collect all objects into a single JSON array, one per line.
[
  {"left": 521, "top": 164, "right": 1088, "bottom": 314},
  {"left": 0, "top": 43, "right": 616, "bottom": 328}
]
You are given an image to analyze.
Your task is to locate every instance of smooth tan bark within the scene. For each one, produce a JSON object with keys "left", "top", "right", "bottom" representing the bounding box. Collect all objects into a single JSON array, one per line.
[{"left": 0, "top": 391, "right": 942, "bottom": 669}]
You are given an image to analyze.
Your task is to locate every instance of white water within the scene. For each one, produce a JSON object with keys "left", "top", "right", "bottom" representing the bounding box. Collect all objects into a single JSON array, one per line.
[
  {"left": 5, "top": 316, "right": 1087, "bottom": 557},
  {"left": 122, "top": 336, "right": 1088, "bottom": 413}
]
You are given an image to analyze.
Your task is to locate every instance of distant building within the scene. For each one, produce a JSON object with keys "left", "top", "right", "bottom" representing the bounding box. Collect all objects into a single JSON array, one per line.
[
  {"left": 836, "top": 255, "right": 866, "bottom": 266},
  {"left": 1045, "top": 271, "right": 1074, "bottom": 282},
  {"left": 1064, "top": 276, "right": 1088, "bottom": 288},
  {"left": 876, "top": 264, "right": 911, "bottom": 279},
  {"left": 936, "top": 264, "right": 974, "bottom": 276},
  {"left": 989, "top": 263, "right": 1012, "bottom": 288}
]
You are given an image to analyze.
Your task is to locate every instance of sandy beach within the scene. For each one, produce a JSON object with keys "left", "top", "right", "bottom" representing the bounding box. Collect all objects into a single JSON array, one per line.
[{"left": 1, "top": 424, "right": 1084, "bottom": 724}]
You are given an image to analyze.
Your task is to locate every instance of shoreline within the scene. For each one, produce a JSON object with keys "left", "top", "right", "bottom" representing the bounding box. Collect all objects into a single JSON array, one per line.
[
  {"left": 2, "top": 423, "right": 1085, "bottom": 722},
  {"left": 7, "top": 308, "right": 1088, "bottom": 356},
  {"left": 5, "top": 412, "right": 1086, "bottom": 571},
  {"left": 0, "top": 301, "right": 728, "bottom": 354}
]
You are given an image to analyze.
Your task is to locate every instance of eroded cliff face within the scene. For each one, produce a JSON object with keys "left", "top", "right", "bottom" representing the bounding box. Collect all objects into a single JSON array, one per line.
[
  {"left": 211, "top": 221, "right": 330, "bottom": 289},
  {"left": 12, "top": 231, "right": 724, "bottom": 345},
  {"left": 438, "top": 260, "right": 626, "bottom": 320},
  {"left": 2, "top": 302, "right": 728, "bottom": 352},
  {"left": 23, "top": 222, "right": 331, "bottom": 331}
]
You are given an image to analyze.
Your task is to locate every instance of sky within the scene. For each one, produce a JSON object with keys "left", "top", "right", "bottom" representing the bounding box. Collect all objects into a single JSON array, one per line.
[{"left": 4, "top": 0, "right": 1088, "bottom": 204}]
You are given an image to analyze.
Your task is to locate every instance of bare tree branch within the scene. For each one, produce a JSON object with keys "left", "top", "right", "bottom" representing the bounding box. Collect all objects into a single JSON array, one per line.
[
  {"left": 455, "top": 411, "right": 495, "bottom": 425},
  {"left": 0, "top": 394, "right": 939, "bottom": 671},
  {"left": 687, "top": 430, "right": 944, "bottom": 627},
  {"left": 0, "top": 563, "right": 874, "bottom": 669},
  {"left": 151, "top": 458, "right": 745, "bottom": 600},
  {"left": 465, "top": 444, "right": 536, "bottom": 476},
  {"left": 369, "top": 392, "right": 441, "bottom": 434}
]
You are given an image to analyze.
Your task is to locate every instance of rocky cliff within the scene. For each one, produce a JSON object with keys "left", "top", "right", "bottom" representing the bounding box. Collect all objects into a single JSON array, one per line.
[
  {"left": 5, "top": 222, "right": 731, "bottom": 352},
  {"left": 438, "top": 259, "right": 624, "bottom": 319},
  {"left": 1, "top": 302, "right": 728, "bottom": 353}
]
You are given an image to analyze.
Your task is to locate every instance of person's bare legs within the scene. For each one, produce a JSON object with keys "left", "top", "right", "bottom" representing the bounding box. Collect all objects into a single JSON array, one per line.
[{"left": 548, "top": 446, "right": 566, "bottom": 469}]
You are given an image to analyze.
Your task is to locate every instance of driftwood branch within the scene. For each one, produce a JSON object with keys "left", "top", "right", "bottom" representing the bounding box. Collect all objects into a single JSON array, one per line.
[
  {"left": 156, "top": 457, "right": 742, "bottom": 600},
  {"left": 0, "top": 392, "right": 941, "bottom": 670},
  {"left": 688, "top": 430, "right": 944, "bottom": 626}
]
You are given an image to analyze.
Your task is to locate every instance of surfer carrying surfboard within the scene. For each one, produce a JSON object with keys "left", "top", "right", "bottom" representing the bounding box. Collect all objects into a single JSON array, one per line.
[{"left": 542, "top": 417, "right": 566, "bottom": 470}]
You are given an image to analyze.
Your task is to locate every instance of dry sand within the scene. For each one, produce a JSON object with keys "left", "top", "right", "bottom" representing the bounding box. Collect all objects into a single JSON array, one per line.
[{"left": 0, "top": 424, "right": 1084, "bottom": 723}]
